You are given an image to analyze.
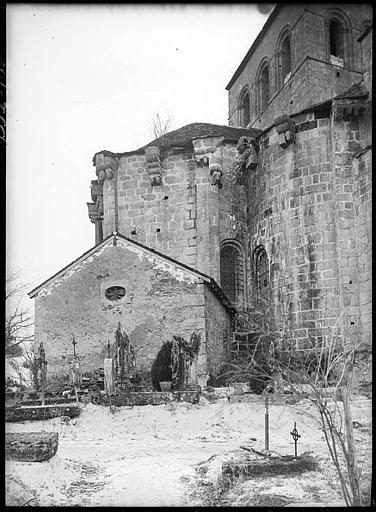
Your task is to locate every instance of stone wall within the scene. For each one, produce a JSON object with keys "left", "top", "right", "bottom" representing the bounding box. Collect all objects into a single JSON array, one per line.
[
  {"left": 204, "top": 285, "right": 232, "bottom": 380},
  {"left": 246, "top": 93, "right": 372, "bottom": 348},
  {"left": 228, "top": 3, "right": 371, "bottom": 130},
  {"left": 33, "top": 240, "right": 233, "bottom": 384},
  {"left": 331, "top": 103, "right": 372, "bottom": 345},
  {"left": 104, "top": 150, "right": 198, "bottom": 270},
  {"left": 247, "top": 108, "right": 337, "bottom": 347},
  {"left": 34, "top": 245, "right": 208, "bottom": 377}
]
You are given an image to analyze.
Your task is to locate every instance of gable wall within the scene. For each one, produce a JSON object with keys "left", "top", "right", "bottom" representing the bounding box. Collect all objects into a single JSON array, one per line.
[{"left": 33, "top": 245, "right": 209, "bottom": 380}]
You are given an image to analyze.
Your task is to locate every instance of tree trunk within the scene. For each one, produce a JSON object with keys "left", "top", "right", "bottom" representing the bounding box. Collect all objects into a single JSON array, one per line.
[{"left": 5, "top": 432, "right": 59, "bottom": 462}]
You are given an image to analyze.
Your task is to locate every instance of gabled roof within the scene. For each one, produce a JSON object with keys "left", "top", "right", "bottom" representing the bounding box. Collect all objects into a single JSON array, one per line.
[
  {"left": 28, "top": 232, "right": 236, "bottom": 314},
  {"left": 92, "top": 122, "right": 262, "bottom": 162}
]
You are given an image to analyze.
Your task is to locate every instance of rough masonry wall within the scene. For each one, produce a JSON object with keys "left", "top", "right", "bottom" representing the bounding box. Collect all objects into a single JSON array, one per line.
[
  {"left": 228, "top": 4, "right": 370, "bottom": 130},
  {"left": 34, "top": 246, "right": 207, "bottom": 379},
  {"left": 193, "top": 137, "right": 248, "bottom": 283},
  {"left": 331, "top": 109, "right": 372, "bottom": 345},
  {"left": 247, "top": 109, "right": 342, "bottom": 348},
  {"left": 219, "top": 143, "right": 247, "bottom": 246},
  {"left": 250, "top": 60, "right": 362, "bottom": 131},
  {"left": 103, "top": 150, "right": 198, "bottom": 270},
  {"left": 204, "top": 286, "right": 232, "bottom": 381}
]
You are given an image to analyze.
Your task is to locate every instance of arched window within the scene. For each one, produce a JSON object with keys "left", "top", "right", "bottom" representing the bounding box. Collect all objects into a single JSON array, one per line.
[
  {"left": 329, "top": 19, "right": 344, "bottom": 59},
  {"left": 326, "top": 10, "right": 352, "bottom": 67},
  {"left": 220, "top": 241, "right": 244, "bottom": 306},
  {"left": 254, "top": 246, "right": 269, "bottom": 305},
  {"left": 256, "top": 61, "right": 269, "bottom": 115},
  {"left": 238, "top": 88, "right": 250, "bottom": 127},
  {"left": 276, "top": 27, "right": 292, "bottom": 89},
  {"left": 281, "top": 35, "right": 291, "bottom": 81}
]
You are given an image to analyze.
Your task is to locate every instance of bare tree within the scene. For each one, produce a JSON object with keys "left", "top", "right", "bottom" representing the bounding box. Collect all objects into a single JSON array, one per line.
[
  {"left": 5, "top": 272, "right": 34, "bottom": 357},
  {"left": 220, "top": 302, "right": 371, "bottom": 506},
  {"left": 149, "top": 112, "right": 174, "bottom": 151}
]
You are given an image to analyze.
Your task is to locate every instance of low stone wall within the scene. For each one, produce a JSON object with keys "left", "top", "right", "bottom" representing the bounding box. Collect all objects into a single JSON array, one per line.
[
  {"left": 96, "top": 390, "right": 200, "bottom": 406},
  {"left": 5, "top": 432, "right": 59, "bottom": 462},
  {"left": 222, "top": 453, "right": 318, "bottom": 479},
  {"left": 5, "top": 404, "right": 81, "bottom": 422}
]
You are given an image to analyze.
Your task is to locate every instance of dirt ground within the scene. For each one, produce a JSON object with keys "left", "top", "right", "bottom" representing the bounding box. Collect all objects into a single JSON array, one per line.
[{"left": 5, "top": 391, "right": 372, "bottom": 507}]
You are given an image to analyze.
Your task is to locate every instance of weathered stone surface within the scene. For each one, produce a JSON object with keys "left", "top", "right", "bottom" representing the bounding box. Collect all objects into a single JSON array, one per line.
[
  {"left": 20, "top": 397, "right": 80, "bottom": 406},
  {"left": 222, "top": 454, "right": 319, "bottom": 479},
  {"left": 5, "top": 405, "right": 81, "bottom": 423},
  {"left": 97, "top": 390, "right": 200, "bottom": 406},
  {"left": 5, "top": 432, "right": 59, "bottom": 462}
]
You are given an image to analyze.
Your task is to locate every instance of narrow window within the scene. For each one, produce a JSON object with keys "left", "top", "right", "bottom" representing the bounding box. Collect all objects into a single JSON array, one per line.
[
  {"left": 329, "top": 20, "right": 344, "bottom": 58},
  {"left": 260, "top": 64, "right": 269, "bottom": 111},
  {"left": 220, "top": 243, "right": 244, "bottom": 305},
  {"left": 256, "top": 62, "right": 269, "bottom": 115},
  {"left": 281, "top": 35, "right": 291, "bottom": 80},
  {"left": 254, "top": 247, "right": 269, "bottom": 305},
  {"left": 239, "top": 90, "right": 250, "bottom": 127}
]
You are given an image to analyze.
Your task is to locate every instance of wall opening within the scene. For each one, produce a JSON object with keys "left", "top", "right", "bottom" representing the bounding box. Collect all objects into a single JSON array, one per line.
[
  {"left": 254, "top": 246, "right": 269, "bottom": 305},
  {"left": 220, "top": 241, "right": 244, "bottom": 306},
  {"left": 329, "top": 19, "right": 344, "bottom": 58},
  {"left": 238, "top": 88, "right": 250, "bottom": 127},
  {"left": 281, "top": 35, "right": 291, "bottom": 80},
  {"left": 256, "top": 61, "right": 269, "bottom": 115}
]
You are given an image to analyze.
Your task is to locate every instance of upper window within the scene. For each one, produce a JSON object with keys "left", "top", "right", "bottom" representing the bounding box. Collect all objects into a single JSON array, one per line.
[
  {"left": 238, "top": 88, "right": 250, "bottom": 127},
  {"left": 256, "top": 61, "right": 269, "bottom": 115},
  {"left": 281, "top": 35, "right": 291, "bottom": 81},
  {"left": 326, "top": 10, "right": 351, "bottom": 68},
  {"left": 329, "top": 19, "right": 344, "bottom": 59},
  {"left": 276, "top": 27, "right": 292, "bottom": 89},
  {"left": 220, "top": 241, "right": 244, "bottom": 306}
]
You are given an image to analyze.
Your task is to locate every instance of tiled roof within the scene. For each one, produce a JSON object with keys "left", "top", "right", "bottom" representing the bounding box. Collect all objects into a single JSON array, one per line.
[
  {"left": 140, "top": 122, "right": 262, "bottom": 150},
  {"left": 93, "top": 122, "right": 262, "bottom": 162}
]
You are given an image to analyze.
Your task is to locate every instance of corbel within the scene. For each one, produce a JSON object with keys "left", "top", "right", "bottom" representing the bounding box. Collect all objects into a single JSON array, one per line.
[
  {"left": 274, "top": 115, "right": 295, "bottom": 147},
  {"left": 144, "top": 145, "right": 163, "bottom": 186},
  {"left": 236, "top": 136, "right": 259, "bottom": 170},
  {"left": 94, "top": 153, "right": 118, "bottom": 183}
]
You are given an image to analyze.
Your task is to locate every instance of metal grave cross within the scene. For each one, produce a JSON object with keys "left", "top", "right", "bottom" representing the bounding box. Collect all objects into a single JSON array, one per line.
[
  {"left": 290, "top": 421, "right": 301, "bottom": 458},
  {"left": 72, "top": 335, "right": 77, "bottom": 358}
]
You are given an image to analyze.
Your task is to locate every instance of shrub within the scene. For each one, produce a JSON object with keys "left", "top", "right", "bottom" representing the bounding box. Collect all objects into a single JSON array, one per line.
[{"left": 151, "top": 341, "right": 172, "bottom": 391}]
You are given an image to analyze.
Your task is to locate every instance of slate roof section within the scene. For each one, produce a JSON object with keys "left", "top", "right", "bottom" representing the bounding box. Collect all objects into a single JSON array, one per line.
[
  {"left": 28, "top": 232, "right": 236, "bottom": 315},
  {"left": 92, "top": 122, "right": 262, "bottom": 162},
  {"left": 140, "top": 122, "right": 262, "bottom": 150}
]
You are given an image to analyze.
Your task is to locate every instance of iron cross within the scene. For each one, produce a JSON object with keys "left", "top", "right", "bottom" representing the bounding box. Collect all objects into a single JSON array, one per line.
[
  {"left": 290, "top": 421, "right": 301, "bottom": 458},
  {"left": 72, "top": 335, "right": 77, "bottom": 358}
]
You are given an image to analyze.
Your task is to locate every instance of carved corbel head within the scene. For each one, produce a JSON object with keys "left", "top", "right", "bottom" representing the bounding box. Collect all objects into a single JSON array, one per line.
[
  {"left": 95, "top": 153, "right": 118, "bottom": 183},
  {"left": 236, "top": 136, "right": 259, "bottom": 170},
  {"left": 209, "top": 163, "right": 223, "bottom": 188},
  {"left": 274, "top": 115, "right": 295, "bottom": 147}
]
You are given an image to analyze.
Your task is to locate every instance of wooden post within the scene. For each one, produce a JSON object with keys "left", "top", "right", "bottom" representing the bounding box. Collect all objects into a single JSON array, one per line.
[
  {"left": 341, "top": 386, "right": 361, "bottom": 505},
  {"left": 265, "top": 391, "right": 270, "bottom": 452}
]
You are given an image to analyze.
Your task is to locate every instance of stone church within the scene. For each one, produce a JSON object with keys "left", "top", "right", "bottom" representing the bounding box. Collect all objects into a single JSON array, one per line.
[{"left": 29, "top": 4, "right": 372, "bottom": 388}]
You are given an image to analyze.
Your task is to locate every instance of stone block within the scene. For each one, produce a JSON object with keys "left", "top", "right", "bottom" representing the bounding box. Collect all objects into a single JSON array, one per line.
[{"left": 6, "top": 432, "right": 59, "bottom": 462}]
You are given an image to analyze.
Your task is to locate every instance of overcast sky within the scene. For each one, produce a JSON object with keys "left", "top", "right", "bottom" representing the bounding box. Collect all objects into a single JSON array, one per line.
[{"left": 6, "top": 3, "right": 272, "bottom": 302}]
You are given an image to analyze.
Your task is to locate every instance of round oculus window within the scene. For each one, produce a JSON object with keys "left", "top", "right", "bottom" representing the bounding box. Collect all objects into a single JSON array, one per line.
[{"left": 105, "top": 286, "right": 126, "bottom": 301}]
